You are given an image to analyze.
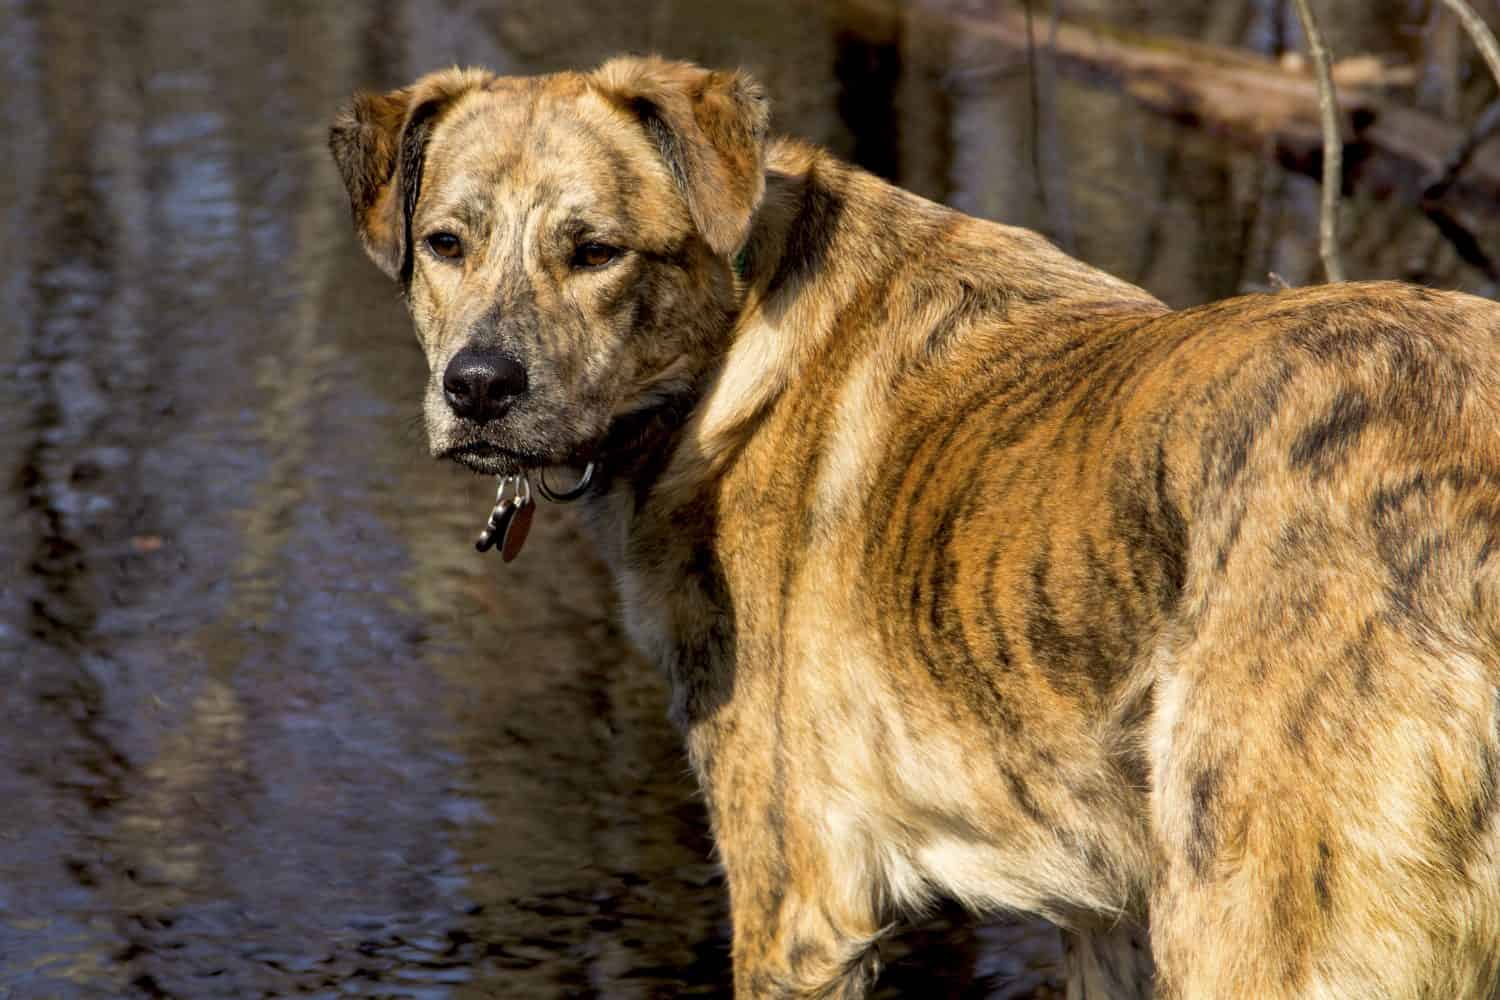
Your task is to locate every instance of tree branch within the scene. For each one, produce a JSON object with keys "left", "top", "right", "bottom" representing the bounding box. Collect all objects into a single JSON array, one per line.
[
  {"left": 1439, "top": 0, "right": 1500, "bottom": 97},
  {"left": 1290, "top": 0, "right": 1345, "bottom": 282},
  {"left": 1426, "top": 97, "right": 1500, "bottom": 200}
]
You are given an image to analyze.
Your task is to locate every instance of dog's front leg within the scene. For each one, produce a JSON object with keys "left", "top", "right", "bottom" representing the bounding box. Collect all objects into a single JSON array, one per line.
[
  {"left": 721, "top": 841, "right": 883, "bottom": 998},
  {"left": 700, "top": 745, "right": 884, "bottom": 997}
]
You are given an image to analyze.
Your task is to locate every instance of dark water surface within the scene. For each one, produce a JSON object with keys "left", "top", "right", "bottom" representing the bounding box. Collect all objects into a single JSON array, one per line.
[{"left": 1, "top": 1, "right": 1492, "bottom": 997}]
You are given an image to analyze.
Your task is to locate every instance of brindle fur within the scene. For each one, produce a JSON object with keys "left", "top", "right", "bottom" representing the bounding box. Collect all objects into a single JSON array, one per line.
[{"left": 330, "top": 58, "right": 1500, "bottom": 998}]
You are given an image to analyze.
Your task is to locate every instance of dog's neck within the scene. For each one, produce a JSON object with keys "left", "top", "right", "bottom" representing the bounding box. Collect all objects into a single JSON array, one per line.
[
  {"left": 589, "top": 390, "right": 699, "bottom": 498},
  {"left": 583, "top": 135, "right": 1161, "bottom": 526},
  {"left": 572, "top": 139, "right": 1014, "bottom": 550}
]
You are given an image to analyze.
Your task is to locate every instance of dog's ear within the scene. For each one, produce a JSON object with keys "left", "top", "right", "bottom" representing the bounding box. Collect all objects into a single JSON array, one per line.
[
  {"left": 328, "top": 68, "right": 490, "bottom": 282},
  {"left": 592, "top": 56, "right": 770, "bottom": 258}
]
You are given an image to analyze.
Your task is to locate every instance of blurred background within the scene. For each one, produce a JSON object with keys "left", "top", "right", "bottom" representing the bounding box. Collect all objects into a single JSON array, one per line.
[{"left": 2, "top": 0, "right": 1496, "bottom": 996}]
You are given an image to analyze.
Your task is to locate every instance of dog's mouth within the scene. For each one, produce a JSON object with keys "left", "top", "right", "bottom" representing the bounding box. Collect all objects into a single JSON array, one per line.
[
  {"left": 436, "top": 383, "right": 690, "bottom": 481},
  {"left": 440, "top": 441, "right": 556, "bottom": 476}
]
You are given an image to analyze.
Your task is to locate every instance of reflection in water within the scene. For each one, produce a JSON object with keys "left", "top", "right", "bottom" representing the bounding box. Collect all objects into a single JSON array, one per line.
[{"left": 0, "top": 0, "right": 1491, "bottom": 997}]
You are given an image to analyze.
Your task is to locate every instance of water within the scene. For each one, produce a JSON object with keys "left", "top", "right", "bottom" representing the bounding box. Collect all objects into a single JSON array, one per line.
[{"left": 1, "top": 0, "right": 1493, "bottom": 996}]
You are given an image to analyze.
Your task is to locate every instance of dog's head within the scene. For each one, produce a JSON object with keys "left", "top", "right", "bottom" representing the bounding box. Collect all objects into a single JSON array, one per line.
[{"left": 329, "top": 57, "right": 770, "bottom": 475}]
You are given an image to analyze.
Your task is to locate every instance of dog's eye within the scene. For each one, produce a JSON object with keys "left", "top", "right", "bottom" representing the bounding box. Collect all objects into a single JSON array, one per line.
[
  {"left": 426, "top": 232, "right": 463, "bottom": 260},
  {"left": 571, "top": 242, "right": 620, "bottom": 269}
]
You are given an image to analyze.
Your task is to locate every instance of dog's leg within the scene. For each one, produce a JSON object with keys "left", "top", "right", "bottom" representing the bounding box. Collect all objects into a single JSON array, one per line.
[
  {"left": 1063, "top": 923, "right": 1155, "bottom": 1000},
  {"left": 1148, "top": 634, "right": 1500, "bottom": 999},
  {"left": 721, "top": 854, "right": 883, "bottom": 998},
  {"left": 707, "top": 768, "right": 884, "bottom": 997}
]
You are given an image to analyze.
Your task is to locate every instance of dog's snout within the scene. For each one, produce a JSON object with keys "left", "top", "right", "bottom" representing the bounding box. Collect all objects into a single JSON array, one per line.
[{"left": 442, "top": 347, "right": 528, "bottom": 423}]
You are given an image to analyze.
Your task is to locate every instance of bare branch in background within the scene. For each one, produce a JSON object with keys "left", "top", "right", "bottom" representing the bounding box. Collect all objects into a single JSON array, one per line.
[
  {"left": 1022, "top": 0, "right": 1076, "bottom": 253},
  {"left": 1042, "top": 0, "right": 1075, "bottom": 252},
  {"left": 1421, "top": 97, "right": 1500, "bottom": 283},
  {"left": 1439, "top": 0, "right": 1500, "bottom": 96},
  {"left": 1023, "top": 3, "right": 1047, "bottom": 232},
  {"left": 1290, "top": 0, "right": 1345, "bottom": 282},
  {"left": 1426, "top": 97, "right": 1500, "bottom": 199}
]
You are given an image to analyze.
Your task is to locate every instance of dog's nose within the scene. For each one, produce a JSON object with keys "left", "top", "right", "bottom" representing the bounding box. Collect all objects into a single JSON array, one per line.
[{"left": 442, "top": 347, "right": 528, "bottom": 423}]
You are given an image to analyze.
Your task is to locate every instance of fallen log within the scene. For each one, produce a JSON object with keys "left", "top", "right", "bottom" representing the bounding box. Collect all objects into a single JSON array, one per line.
[{"left": 912, "top": 1, "right": 1500, "bottom": 222}]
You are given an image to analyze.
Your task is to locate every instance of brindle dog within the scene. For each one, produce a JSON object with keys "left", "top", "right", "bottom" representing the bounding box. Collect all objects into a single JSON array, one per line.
[{"left": 330, "top": 57, "right": 1500, "bottom": 998}]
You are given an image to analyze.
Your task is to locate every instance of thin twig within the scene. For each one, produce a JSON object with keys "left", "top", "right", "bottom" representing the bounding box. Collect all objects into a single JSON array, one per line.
[
  {"left": 1419, "top": 96, "right": 1500, "bottom": 283},
  {"left": 1425, "top": 96, "right": 1500, "bottom": 200},
  {"left": 1043, "top": 0, "right": 1075, "bottom": 252},
  {"left": 1291, "top": 0, "right": 1345, "bottom": 282},
  {"left": 1420, "top": 200, "right": 1499, "bottom": 281},
  {"left": 1023, "top": 4, "right": 1052, "bottom": 237},
  {"left": 1439, "top": 0, "right": 1500, "bottom": 97}
]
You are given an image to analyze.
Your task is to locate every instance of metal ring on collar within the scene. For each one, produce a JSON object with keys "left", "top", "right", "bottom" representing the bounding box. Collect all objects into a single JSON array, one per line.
[{"left": 536, "top": 461, "right": 596, "bottom": 503}]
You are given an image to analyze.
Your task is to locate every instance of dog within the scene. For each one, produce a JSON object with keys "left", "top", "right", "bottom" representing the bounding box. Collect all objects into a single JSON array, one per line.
[{"left": 330, "top": 56, "right": 1500, "bottom": 998}]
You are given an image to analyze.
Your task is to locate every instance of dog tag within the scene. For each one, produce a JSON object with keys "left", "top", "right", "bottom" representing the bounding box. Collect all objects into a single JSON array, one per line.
[
  {"left": 476, "top": 498, "right": 518, "bottom": 553},
  {"left": 500, "top": 496, "right": 535, "bottom": 562}
]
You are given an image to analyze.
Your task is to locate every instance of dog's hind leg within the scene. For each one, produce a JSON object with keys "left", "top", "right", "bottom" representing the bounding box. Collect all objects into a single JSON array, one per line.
[{"left": 1147, "top": 623, "right": 1500, "bottom": 999}]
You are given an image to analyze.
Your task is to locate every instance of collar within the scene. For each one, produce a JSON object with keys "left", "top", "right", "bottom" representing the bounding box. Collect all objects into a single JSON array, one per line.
[{"left": 473, "top": 390, "right": 696, "bottom": 561}]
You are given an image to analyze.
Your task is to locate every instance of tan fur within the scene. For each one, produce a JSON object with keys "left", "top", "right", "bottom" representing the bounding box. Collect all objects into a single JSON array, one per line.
[{"left": 331, "top": 58, "right": 1500, "bottom": 998}]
